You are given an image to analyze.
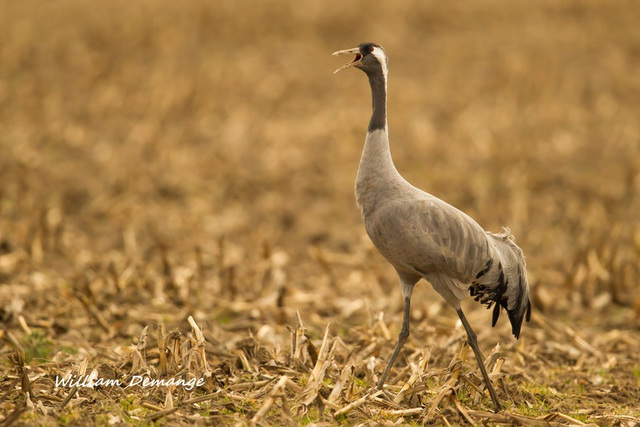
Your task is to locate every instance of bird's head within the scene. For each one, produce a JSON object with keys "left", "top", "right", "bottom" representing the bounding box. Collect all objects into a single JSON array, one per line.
[{"left": 333, "top": 42, "right": 387, "bottom": 76}]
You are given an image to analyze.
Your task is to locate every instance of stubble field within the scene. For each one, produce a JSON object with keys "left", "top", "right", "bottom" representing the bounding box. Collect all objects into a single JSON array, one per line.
[{"left": 1, "top": 1, "right": 640, "bottom": 425}]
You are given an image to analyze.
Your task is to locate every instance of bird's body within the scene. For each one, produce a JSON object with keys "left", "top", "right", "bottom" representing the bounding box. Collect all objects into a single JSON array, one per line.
[
  {"left": 356, "top": 131, "right": 530, "bottom": 335},
  {"left": 334, "top": 42, "right": 531, "bottom": 412}
]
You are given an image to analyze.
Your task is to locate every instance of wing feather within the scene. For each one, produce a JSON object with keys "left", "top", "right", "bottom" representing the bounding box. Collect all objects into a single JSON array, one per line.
[
  {"left": 363, "top": 194, "right": 531, "bottom": 339},
  {"left": 472, "top": 228, "right": 531, "bottom": 338}
]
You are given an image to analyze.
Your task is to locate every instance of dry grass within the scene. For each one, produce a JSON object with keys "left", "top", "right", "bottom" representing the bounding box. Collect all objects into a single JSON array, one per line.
[{"left": 1, "top": 0, "right": 640, "bottom": 425}]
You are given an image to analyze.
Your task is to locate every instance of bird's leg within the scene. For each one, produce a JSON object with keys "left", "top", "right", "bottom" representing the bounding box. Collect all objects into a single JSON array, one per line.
[
  {"left": 377, "top": 296, "right": 411, "bottom": 390},
  {"left": 456, "top": 308, "right": 502, "bottom": 412}
]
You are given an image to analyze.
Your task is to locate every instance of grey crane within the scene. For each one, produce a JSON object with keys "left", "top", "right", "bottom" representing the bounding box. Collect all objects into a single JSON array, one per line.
[{"left": 333, "top": 42, "right": 531, "bottom": 412}]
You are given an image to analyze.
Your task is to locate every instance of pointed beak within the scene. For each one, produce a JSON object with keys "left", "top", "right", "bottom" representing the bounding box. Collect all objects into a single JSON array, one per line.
[{"left": 332, "top": 47, "right": 362, "bottom": 74}]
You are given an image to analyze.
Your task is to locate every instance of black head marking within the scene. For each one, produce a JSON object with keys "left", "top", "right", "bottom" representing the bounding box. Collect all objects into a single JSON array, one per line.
[
  {"left": 345, "top": 42, "right": 387, "bottom": 131},
  {"left": 354, "top": 42, "right": 386, "bottom": 78},
  {"left": 358, "top": 42, "right": 380, "bottom": 56}
]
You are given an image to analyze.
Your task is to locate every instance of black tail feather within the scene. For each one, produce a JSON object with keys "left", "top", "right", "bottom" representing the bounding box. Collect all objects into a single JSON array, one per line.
[{"left": 472, "top": 229, "right": 531, "bottom": 339}]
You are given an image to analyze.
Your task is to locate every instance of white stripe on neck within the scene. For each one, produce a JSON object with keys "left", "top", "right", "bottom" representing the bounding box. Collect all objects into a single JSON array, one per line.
[{"left": 371, "top": 47, "right": 388, "bottom": 90}]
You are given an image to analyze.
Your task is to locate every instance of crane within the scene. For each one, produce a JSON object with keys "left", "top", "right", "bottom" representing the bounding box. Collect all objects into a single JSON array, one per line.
[{"left": 333, "top": 42, "right": 531, "bottom": 413}]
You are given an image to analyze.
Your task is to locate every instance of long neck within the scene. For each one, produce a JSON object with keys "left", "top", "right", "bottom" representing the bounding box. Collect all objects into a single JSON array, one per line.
[
  {"left": 356, "top": 68, "right": 405, "bottom": 213},
  {"left": 367, "top": 69, "right": 387, "bottom": 132}
]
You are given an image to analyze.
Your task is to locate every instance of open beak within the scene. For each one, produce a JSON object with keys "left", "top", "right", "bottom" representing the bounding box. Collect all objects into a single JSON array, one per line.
[{"left": 332, "top": 47, "right": 362, "bottom": 74}]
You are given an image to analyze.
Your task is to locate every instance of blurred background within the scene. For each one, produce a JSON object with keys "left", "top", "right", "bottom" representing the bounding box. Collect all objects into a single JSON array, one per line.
[{"left": 1, "top": 0, "right": 639, "bottom": 421}]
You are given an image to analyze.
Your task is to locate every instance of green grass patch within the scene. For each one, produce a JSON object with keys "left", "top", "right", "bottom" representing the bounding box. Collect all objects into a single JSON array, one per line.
[
  {"left": 120, "top": 395, "right": 138, "bottom": 411},
  {"left": 352, "top": 376, "right": 369, "bottom": 390},
  {"left": 300, "top": 407, "right": 319, "bottom": 425},
  {"left": 23, "top": 331, "right": 54, "bottom": 363},
  {"left": 335, "top": 413, "right": 348, "bottom": 424}
]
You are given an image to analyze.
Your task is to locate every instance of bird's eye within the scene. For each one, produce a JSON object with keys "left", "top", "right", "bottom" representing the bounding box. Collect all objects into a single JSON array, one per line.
[{"left": 369, "top": 46, "right": 375, "bottom": 53}]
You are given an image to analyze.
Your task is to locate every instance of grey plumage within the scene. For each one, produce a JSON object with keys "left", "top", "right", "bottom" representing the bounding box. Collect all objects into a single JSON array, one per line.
[{"left": 334, "top": 42, "right": 531, "bottom": 412}]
